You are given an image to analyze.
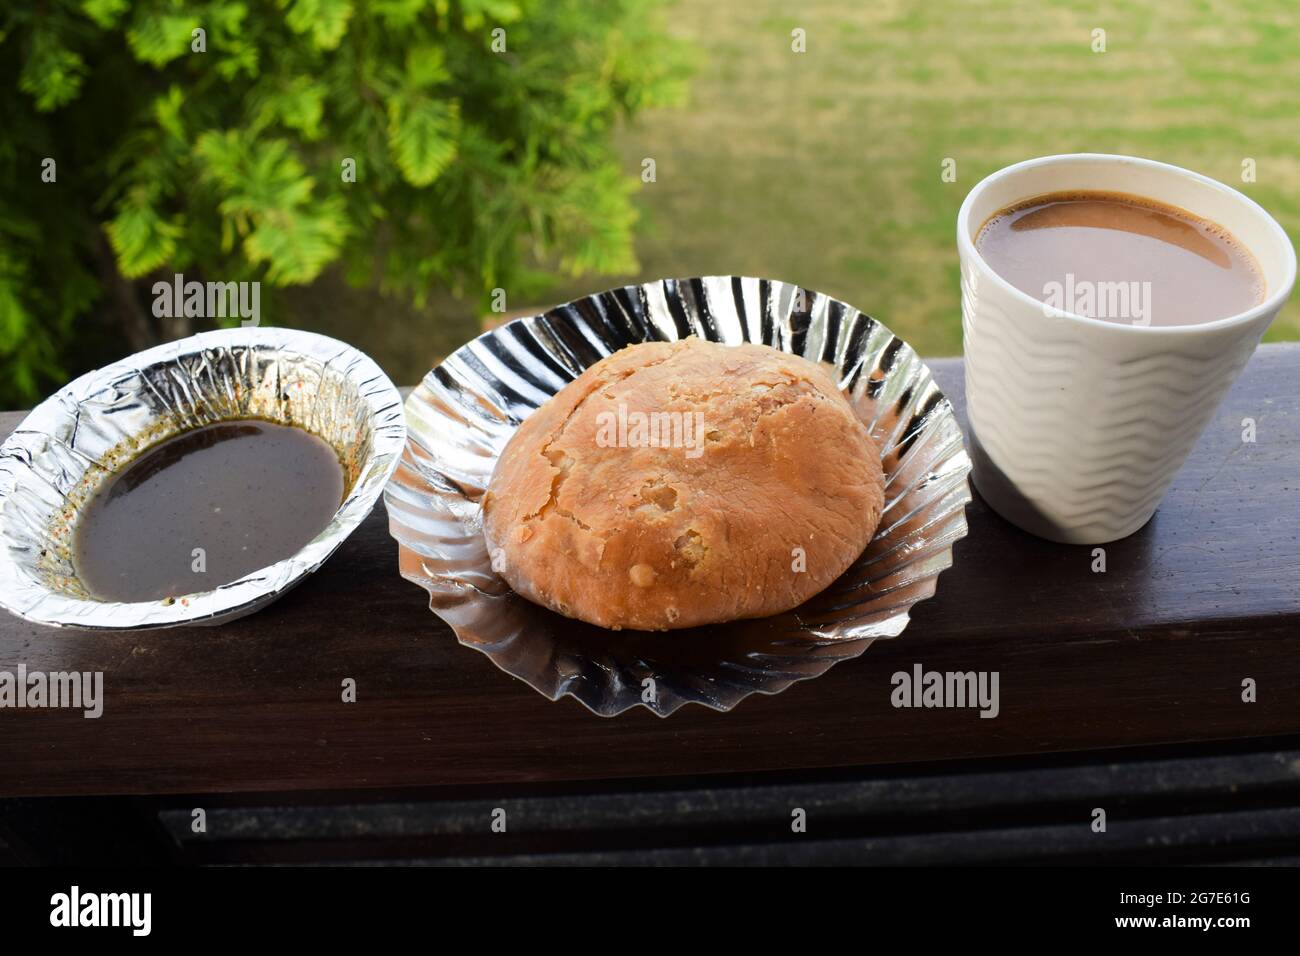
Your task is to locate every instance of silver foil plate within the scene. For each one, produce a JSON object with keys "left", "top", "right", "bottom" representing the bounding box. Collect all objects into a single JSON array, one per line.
[
  {"left": 385, "top": 276, "right": 972, "bottom": 716},
  {"left": 0, "top": 327, "right": 405, "bottom": 629}
]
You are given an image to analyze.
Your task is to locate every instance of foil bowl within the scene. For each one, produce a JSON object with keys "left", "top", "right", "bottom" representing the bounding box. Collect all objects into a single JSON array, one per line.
[
  {"left": 0, "top": 327, "right": 405, "bottom": 629},
  {"left": 385, "top": 276, "right": 972, "bottom": 716}
]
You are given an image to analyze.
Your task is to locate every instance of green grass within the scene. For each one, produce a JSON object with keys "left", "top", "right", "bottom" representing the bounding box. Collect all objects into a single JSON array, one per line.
[
  {"left": 300, "top": 0, "right": 1300, "bottom": 381},
  {"left": 563, "top": 0, "right": 1300, "bottom": 357}
]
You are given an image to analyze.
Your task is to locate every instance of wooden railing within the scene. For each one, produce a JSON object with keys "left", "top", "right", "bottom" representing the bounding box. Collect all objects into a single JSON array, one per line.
[{"left": 2, "top": 344, "right": 1299, "bottom": 864}]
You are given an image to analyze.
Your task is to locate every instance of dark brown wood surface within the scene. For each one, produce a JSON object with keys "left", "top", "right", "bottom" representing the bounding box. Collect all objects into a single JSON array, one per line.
[{"left": 2, "top": 345, "right": 1298, "bottom": 799}]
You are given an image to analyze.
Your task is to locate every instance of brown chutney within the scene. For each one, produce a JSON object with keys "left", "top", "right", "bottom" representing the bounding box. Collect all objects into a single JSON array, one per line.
[{"left": 73, "top": 420, "right": 344, "bottom": 603}]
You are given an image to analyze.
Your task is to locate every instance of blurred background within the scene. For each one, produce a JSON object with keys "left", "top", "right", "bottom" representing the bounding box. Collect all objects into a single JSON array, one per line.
[{"left": 2, "top": 0, "right": 1298, "bottom": 407}]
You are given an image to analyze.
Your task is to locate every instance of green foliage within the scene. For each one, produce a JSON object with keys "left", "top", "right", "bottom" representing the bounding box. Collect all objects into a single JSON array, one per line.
[{"left": 0, "top": 0, "right": 688, "bottom": 406}]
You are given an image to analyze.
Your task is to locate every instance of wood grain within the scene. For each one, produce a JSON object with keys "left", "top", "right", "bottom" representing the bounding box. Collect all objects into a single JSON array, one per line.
[{"left": 1, "top": 345, "right": 1298, "bottom": 798}]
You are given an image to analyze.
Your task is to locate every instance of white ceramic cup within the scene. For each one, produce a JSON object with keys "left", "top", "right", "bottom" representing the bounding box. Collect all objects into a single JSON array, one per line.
[{"left": 958, "top": 153, "right": 1296, "bottom": 544}]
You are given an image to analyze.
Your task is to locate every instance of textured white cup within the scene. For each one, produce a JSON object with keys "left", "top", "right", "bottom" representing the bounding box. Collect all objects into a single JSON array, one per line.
[{"left": 958, "top": 154, "right": 1296, "bottom": 544}]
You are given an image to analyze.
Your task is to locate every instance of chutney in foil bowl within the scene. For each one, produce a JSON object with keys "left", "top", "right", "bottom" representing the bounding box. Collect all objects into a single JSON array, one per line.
[{"left": 0, "top": 327, "right": 405, "bottom": 629}]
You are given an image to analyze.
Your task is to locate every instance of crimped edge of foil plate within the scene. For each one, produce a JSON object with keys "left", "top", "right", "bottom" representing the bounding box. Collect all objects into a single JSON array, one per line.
[
  {"left": 0, "top": 327, "right": 405, "bottom": 629},
  {"left": 385, "top": 276, "right": 972, "bottom": 717}
]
